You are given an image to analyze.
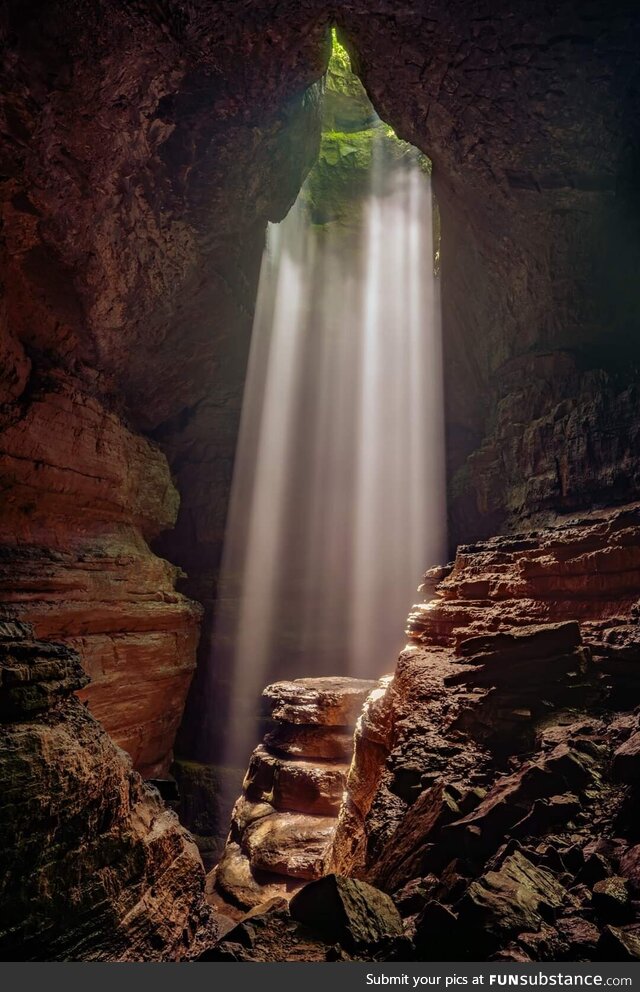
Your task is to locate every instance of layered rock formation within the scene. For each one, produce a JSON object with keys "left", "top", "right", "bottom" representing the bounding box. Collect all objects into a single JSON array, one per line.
[
  {"left": 204, "top": 505, "right": 640, "bottom": 961},
  {"left": 0, "top": 373, "right": 201, "bottom": 776},
  {"left": 203, "top": 875, "right": 406, "bottom": 963},
  {"left": 0, "top": 618, "right": 218, "bottom": 960},
  {"left": 0, "top": 0, "right": 328, "bottom": 776},
  {"left": 2, "top": 0, "right": 640, "bottom": 964},
  {"left": 211, "top": 676, "right": 377, "bottom": 911},
  {"left": 2, "top": 0, "right": 639, "bottom": 783},
  {"left": 326, "top": 504, "right": 640, "bottom": 960}
]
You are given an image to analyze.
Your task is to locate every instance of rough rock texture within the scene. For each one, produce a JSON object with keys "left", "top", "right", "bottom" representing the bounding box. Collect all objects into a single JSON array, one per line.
[
  {"left": 0, "top": 618, "right": 218, "bottom": 961},
  {"left": 334, "top": 2, "right": 640, "bottom": 544},
  {"left": 0, "top": 374, "right": 202, "bottom": 776},
  {"left": 200, "top": 879, "right": 407, "bottom": 963},
  {"left": 289, "top": 873, "right": 404, "bottom": 951},
  {"left": 326, "top": 505, "right": 640, "bottom": 960},
  {"left": 2, "top": 0, "right": 640, "bottom": 963},
  {"left": 210, "top": 676, "right": 377, "bottom": 911}
]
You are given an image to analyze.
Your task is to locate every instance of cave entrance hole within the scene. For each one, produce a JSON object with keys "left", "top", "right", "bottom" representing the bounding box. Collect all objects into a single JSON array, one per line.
[{"left": 211, "top": 29, "right": 447, "bottom": 816}]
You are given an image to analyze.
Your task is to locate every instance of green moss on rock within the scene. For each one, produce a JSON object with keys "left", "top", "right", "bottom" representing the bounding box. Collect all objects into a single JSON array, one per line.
[{"left": 299, "top": 28, "right": 431, "bottom": 232}]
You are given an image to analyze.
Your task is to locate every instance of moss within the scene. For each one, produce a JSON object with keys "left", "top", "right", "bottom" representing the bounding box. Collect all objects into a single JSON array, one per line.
[{"left": 299, "top": 28, "right": 432, "bottom": 232}]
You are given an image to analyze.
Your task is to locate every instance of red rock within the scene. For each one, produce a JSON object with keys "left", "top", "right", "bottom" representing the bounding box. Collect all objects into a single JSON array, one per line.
[
  {"left": 243, "top": 746, "right": 349, "bottom": 816},
  {"left": 619, "top": 845, "right": 640, "bottom": 892},
  {"left": 592, "top": 877, "right": 632, "bottom": 923},
  {"left": 557, "top": 916, "right": 600, "bottom": 954},
  {"left": 264, "top": 723, "right": 354, "bottom": 760},
  {"left": 370, "top": 783, "right": 461, "bottom": 892},
  {"left": 598, "top": 925, "right": 640, "bottom": 961},
  {"left": 0, "top": 382, "right": 202, "bottom": 776},
  {"left": 289, "top": 874, "right": 404, "bottom": 950},
  {"left": 456, "top": 851, "right": 568, "bottom": 953},
  {"left": 243, "top": 810, "right": 336, "bottom": 880},
  {"left": 213, "top": 842, "right": 301, "bottom": 911}
]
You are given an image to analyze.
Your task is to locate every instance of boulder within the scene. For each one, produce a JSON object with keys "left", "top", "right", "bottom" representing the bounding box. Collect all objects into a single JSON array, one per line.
[
  {"left": 556, "top": 916, "right": 600, "bottom": 956},
  {"left": 243, "top": 746, "right": 349, "bottom": 815},
  {"left": 413, "top": 901, "right": 461, "bottom": 961},
  {"left": 576, "top": 853, "right": 612, "bottom": 887},
  {"left": 597, "top": 926, "right": 640, "bottom": 962},
  {"left": 456, "top": 851, "right": 568, "bottom": 954},
  {"left": 289, "top": 873, "right": 403, "bottom": 950},
  {"left": 370, "top": 783, "right": 461, "bottom": 892},
  {"left": 619, "top": 844, "right": 640, "bottom": 892},
  {"left": 592, "top": 877, "right": 632, "bottom": 923},
  {"left": 199, "top": 897, "right": 329, "bottom": 962},
  {"left": 511, "top": 794, "right": 581, "bottom": 838},
  {"left": 611, "top": 732, "right": 640, "bottom": 784},
  {"left": 264, "top": 723, "right": 354, "bottom": 760},
  {"left": 212, "top": 841, "right": 299, "bottom": 910}
]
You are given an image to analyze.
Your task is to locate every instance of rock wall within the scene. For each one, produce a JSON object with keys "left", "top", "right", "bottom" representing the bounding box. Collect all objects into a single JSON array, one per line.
[
  {"left": 2, "top": 2, "right": 640, "bottom": 960},
  {"left": 0, "top": 1, "right": 328, "bottom": 770},
  {"left": 335, "top": 0, "right": 640, "bottom": 544},
  {"left": 0, "top": 373, "right": 201, "bottom": 776},
  {"left": 0, "top": 618, "right": 218, "bottom": 960},
  {"left": 326, "top": 504, "right": 640, "bottom": 960}
]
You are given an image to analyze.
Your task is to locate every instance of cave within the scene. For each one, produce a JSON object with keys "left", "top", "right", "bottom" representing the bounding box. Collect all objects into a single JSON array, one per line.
[{"left": 1, "top": 0, "right": 640, "bottom": 967}]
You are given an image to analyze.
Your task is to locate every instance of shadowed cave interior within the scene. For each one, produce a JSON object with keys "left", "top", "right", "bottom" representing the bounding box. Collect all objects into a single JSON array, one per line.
[{"left": 1, "top": 0, "right": 640, "bottom": 963}]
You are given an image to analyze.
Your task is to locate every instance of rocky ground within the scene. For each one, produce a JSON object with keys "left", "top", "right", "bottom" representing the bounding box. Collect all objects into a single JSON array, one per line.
[{"left": 206, "top": 504, "right": 640, "bottom": 962}]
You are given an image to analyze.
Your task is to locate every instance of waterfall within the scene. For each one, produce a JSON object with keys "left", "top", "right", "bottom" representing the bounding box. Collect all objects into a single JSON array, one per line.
[{"left": 212, "top": 142, "right": 447, "bottom": 804}]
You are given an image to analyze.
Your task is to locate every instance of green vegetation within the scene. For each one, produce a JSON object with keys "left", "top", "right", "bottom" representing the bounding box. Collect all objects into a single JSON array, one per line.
[{"left": 299, "top": 28, "right": 432, "bottom": 234}]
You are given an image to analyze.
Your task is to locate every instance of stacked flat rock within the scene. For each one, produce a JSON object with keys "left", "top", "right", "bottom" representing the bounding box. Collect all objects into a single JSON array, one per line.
[{"left": 212, "top": 677, "right": 377, "bottom": 911}]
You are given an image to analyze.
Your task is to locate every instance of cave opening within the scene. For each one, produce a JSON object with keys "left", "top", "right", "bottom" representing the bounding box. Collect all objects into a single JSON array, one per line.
[{"left": 206, "top": 30, "right": 448, "bottom": 835}]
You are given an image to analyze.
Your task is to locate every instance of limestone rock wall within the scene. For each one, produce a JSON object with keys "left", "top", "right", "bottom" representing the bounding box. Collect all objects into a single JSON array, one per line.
[
  {"left": 0, "top": 1, "right": 328, "bottom": 770},
  {"left": 2, "top": 7, "right": 640, "bottom": 955},
  {"left": 335, "top": 0, "right": 640, "bottom": 544}
]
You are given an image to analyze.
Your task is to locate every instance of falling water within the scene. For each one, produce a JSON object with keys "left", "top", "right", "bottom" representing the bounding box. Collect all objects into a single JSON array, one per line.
[{"left": 213, "top": 137, "right": 447, "bottom": 798}]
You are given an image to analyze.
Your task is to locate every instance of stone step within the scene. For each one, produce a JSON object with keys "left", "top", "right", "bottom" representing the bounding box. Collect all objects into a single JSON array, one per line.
[
  {"left": 263, "top": 676, "right": 378, "bottom": 726},
  {"left": 242, "top": 809, "right": 336, "bottom": 880},
  {"left": 213, "top": 840, "right": 303, "bottom": 911},
  {"left": 244, "top": 745, "right": 349, "bottom": 815},
  {"left": 264, "top": 721, "right": 354, "bottom": 760}
]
